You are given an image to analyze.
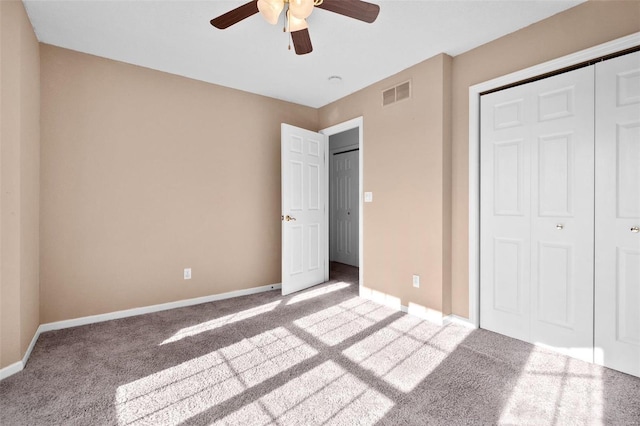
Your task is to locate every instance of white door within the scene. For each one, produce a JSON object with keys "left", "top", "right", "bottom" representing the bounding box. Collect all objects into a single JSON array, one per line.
[
  {"left": 529, "top": 67, "right": 595, "bottom": 362},
  {"left": 480, "top": 86, "right": 532, "bottom": 342},
  {"left": 281, "top": 123, "right": 327, "bottom": 296},
  {"left": 481, "top": 66, "right": 595, "bottom": 361},
  {"left": 331, "top": 149, "right": 359, "bottom": 267},
  {"left": 594, "top": 51, "right": 640, "bottom": 377}
]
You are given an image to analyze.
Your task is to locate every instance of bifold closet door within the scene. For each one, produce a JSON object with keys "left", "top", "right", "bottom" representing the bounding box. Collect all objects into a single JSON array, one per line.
[
  {"left": 594, "top": 51, "right": 640, "bottom": 377},
  {"left": 481, "top": 66, "right": 595, "bottom": 361}
]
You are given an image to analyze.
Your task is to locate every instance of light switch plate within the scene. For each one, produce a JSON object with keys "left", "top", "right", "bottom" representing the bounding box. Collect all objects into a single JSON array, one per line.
[
  {"left": 412, "top": 275, "right": 420, "bottom": 288},
  {"left": 184, "top": 268, "right": 192, "bottom": 280},
  {"left": 364, "top": 192, "right": 373, "bottom": 202}
]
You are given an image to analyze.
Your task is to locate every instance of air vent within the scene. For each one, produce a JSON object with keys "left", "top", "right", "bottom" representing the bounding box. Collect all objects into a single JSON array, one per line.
[
  {"left": 382, "top": 88, "right": 396, "bottom": 106},
  {"left": 382, "top": 80, "right": 411, "bottom": 106},
  {"left": 396, "top": 81, "right": 411, "bottom": 101}
]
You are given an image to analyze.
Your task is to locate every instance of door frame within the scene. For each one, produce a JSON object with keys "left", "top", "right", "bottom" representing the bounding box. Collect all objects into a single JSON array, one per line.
[
  {"left": 468, "top": 32, "right": 640, "bottom": 327},
  {"left": 320, "top": 117, "right": 364, "bottom": 290}
]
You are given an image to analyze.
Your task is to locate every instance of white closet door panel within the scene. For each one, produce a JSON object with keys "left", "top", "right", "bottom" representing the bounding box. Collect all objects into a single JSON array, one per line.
[
  {"left": 530, "top": 67, "right": 595, "bottom": 362},
  {"left": 481, "top": 66, "right": 594, "bottom": 359},
  {"left": 595, "top": 51, "right": 640, "bottom": 377},
  {"left": 481, "top": 89, "right": 531, "bottom": 341}
]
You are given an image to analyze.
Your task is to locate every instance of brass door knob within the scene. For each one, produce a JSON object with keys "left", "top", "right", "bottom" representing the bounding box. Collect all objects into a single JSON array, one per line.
[{"left": 283, "top": 215, "right": 297, "bottom": 222}]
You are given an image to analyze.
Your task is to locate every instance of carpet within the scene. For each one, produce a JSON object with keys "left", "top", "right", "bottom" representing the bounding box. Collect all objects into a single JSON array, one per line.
[{"left": 1, "top": 264, "right": 639, "bottom": 425}]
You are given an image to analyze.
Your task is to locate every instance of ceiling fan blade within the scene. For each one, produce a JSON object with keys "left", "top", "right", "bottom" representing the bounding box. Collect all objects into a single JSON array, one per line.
[
  {"left": 291, "top": 28, "right": 313, "bottom": 55},
  {"left": 315, "top": 0, "right": 380, "bottom": 23},
  {"left": 210, "top": 1, "right": 259, "bottom": 29}
]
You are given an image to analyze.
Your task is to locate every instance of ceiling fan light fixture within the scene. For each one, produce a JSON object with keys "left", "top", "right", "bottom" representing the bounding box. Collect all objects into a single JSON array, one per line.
[
  {"left": 257, "top": 0, "right": 284, "bottom": 25},
  {"left": 286, "top": 10, "right": 308, "bottom": 32},
  {"left": 289, "top": 0, "right": 314, "bottom": 19}
]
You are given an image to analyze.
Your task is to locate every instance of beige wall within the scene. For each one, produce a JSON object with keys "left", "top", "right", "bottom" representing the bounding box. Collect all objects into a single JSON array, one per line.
[
  {"left": 319, "top": 54, "right": 453, "bottom": 319},
  {"left": 39, "top": 45, "right": 318, "bottom": 323},
  {"left": 0, "top": 0, "right": 40, "bottom": 369},
  {"left": 450, "top": 1, "right": 640, "bottom": 317}
]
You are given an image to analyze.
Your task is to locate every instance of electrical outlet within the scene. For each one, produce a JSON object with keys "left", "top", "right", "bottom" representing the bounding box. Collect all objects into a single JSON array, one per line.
[
  {"left": 184, "top": 268, "right": 192, "bottom": 280},
  {"left": 412, "top": 274, "right": 420, "bottom": 288}
]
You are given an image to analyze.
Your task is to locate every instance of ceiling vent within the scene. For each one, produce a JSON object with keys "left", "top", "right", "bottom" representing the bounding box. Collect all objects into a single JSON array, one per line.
[{"left": 382, "top": 80, "right": 411, "bottom": 106}]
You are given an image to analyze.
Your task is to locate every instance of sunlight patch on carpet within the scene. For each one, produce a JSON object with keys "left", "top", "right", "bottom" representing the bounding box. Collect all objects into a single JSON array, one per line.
[
  {"left": 293, "top": 296, "right": 396, "bottom": 346},
  {"left": 214, "top": 361, "right": 394, "bottom": 426},
  {"left": 161, "top": 300, "right": 281, "bottom": 345},
  {"left": 116, "top": 326, "right": 317, "bottom": 425},
  {"left": 286, "top": 282, "right": 351, "bottom": 305},
  {"left": 342, "top": 315, "right": 472, "bottom": 392},
  {"left": 498, "top": 349, "right": 604, "bottom": 424}
]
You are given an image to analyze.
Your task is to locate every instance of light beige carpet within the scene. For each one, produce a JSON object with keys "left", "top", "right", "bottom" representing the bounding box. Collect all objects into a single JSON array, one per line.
[{"left": 1, "top": 264, "right": 639, "bottom": 425}]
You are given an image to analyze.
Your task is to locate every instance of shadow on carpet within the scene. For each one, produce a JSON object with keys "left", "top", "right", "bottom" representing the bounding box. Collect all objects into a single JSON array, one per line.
[{"left": 1, "top": 266, "right": 639, "bottom": 425}]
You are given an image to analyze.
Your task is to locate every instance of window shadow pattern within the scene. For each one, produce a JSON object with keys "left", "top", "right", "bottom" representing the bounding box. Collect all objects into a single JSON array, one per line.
[{"left": 1, "top": 264, "right": 639, "bottom": 425}]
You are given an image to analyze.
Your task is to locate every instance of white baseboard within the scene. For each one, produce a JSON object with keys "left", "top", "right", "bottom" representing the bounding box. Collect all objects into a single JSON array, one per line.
[
  {"left": 443, "top": 314, "right": 477, "bottom": 329},
  {"left": 22, "top": 327, "right": 40, "bottom": 367},
  {"left": 401, "top": 304, "right": 448, "bottom": 326},
  {"left": 357, "top": 288, "right": 446, "bottom": 326},
  {"left": 357, "top": 287, "right": 479, "bottom": 328},
  {"left": 0, "top": 361, "right": 23, "bottom": 381},
  {"left": 0, "top": 283, "right": 281, "bottom": 381},
  {"left": 0, "top": 325, "right": 43, "bottom": 381},
  {"left": 39, "top": 283, "right": 281, "bottom": 333}
]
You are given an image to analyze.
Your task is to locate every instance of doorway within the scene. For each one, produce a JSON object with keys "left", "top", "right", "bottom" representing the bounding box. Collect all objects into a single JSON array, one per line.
[
  {"left": 329, "top": 128, "right": 359, "bottom": 269},
  {"left": 320, "top": 118, "right": 363, "bottom": 286}
]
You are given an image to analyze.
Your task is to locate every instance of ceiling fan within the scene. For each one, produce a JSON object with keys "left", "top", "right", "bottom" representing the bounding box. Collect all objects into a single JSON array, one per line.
[{"left": 210, "top": 0, "right": 380, "bottom": 55}]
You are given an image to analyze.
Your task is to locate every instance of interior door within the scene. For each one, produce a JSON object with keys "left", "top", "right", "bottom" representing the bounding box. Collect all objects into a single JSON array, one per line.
[
  {"left": 480, "top": 66, "right": 595, "bottom": 361},
  {"left": 594, "top": 51, "right": 640, "bottom": 377},
  {"left": 332, "top": 149, "right": 359, "bottom": 267},
  {"left": 281, "top": 123, "right": 327, "bottom": 296}
]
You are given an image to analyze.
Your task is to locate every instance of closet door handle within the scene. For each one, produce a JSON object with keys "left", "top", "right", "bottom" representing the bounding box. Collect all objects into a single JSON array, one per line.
[
  {"left": 631, "top": 226, "right": 639, "bottom": 233},
  {"left": 556, "top": 224, "right": 564, "bottom": 230}
]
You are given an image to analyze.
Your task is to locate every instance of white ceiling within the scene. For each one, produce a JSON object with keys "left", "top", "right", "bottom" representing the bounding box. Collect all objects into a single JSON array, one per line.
[{"left": 23, "top": 0, "right": 584, "bottom": 108}]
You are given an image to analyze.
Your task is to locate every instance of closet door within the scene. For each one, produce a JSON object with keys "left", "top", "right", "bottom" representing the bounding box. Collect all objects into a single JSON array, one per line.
[
  {"left": 529, "top": 67, "right": 595, "bottom": 362},
  {"left": 480, "top": 66, "right": 595, "bottom": 359},
  {"left": 595, "top": 51, "right": 640, "bottom": 377},
  {"left": 480, "top": 85, "right": 532, "bottom": 342}
]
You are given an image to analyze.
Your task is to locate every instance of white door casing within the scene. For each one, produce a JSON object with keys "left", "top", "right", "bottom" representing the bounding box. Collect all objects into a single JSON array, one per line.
[
  {"left": 480, "top": 66, "right": 595, "bottom": 361},
  {"left": 281, "top": 123, "right": 327, "bottom": 296},
  {"left": 331, "top": 149, "right": 359, "bottom": 267},
  {"left": 594, "top": 51, "right": 640, "bottom": 377}
]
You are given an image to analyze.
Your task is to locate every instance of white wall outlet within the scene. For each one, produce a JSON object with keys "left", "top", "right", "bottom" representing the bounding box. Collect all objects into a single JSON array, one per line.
[
  {"left": 364, "top": 192, "right": 373, "bottom": 202},
  {"left": 412, "top": 274, "right": 420, "bottom": 288},
  {"left": 184, "top": 268, "right": 192, "bottom": 280}
]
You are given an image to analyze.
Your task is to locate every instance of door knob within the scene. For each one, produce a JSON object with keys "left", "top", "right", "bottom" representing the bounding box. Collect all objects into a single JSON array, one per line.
[
  {"left": 556, "top": 224, "right": 564, "bottom": 230},
  {"left": 283, "top": 215, "right": 296, "bottom": 222},
  {"left": 631, "top": 226, "right": 639, "bottom": 233}
]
